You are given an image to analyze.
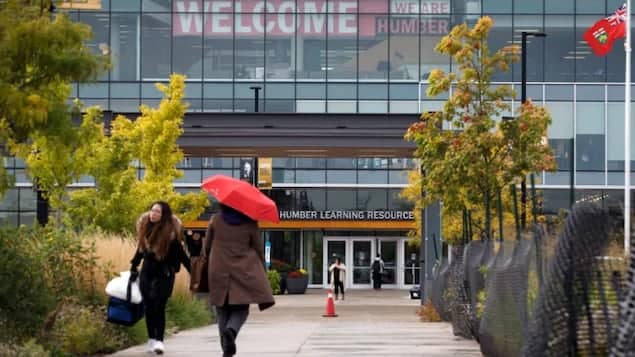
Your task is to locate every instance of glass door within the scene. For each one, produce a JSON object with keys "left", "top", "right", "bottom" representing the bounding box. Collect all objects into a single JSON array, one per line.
[
  {"left": 402, "top": 239, "right": 420, "bottom": 287},
  {"left": 351, "top": 239, "right": 373, "bottom": 288},
  {"left": 324, "top": 238, "right": 346, "bottom": 287},
  {"left": 379, "top": 240, "right": 398, "bottom": 288}
]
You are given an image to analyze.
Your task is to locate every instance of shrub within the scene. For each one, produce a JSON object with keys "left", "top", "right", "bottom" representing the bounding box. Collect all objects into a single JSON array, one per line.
[
  {"left": 43, "top": 298, "right": 129, "bottom": 355},
  {"left": 0, "top": 340, "right": 48, "bottom": 357},
  {"left": 0, "top": 226, "right": 56, "bottom": 339},
  {"left": 166, "top": 292, "right": 214, "bottom": 333},
  {"left": 417, "top": 300, "right": 442, "bottom": 322},
  {"left": 267, "top": 270, "right": 281, "bottom": 295}
]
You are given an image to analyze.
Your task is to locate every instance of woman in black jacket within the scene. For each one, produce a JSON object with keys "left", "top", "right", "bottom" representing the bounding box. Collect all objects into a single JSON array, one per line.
[{"left": 130, "top": 201, "right": 190, "bottom": 355}]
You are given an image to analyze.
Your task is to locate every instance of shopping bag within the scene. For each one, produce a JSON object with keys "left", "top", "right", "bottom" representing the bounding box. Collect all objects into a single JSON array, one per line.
[
  {"left": 190, "top": 255, "right": 209, "bottom": 293},
  {"left": 106, "top": 274, "right": 144, "bottom": 326},
  {"left": 105, "top": 271, "right": 142, "bottom": 304}
]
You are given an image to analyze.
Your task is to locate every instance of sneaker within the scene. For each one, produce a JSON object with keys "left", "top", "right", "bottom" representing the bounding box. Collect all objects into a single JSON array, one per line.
[
  {"left": 147, "top": 339, "right": 156, "bottom": 353},
  {"left": 222, "top": 328, "right": 236, "bottom": 356},
  {"left": 153, "top": 340, "right": 165, "bottom": 355}
]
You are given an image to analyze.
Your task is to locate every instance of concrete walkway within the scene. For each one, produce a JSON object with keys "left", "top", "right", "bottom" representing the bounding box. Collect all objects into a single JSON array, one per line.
[{"left": 110, "top": 289, "right": 482, "bottom": 356}]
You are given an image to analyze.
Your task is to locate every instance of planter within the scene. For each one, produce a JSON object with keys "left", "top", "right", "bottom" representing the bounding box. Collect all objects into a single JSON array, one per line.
[{"left": 285, "top": 276, "right": 308, "bottom": 294}]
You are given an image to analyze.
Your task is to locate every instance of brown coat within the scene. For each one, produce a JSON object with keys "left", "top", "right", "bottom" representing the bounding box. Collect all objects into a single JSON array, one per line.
[{"left": 204, "top": 214, "right": 274, "bottom": 310}]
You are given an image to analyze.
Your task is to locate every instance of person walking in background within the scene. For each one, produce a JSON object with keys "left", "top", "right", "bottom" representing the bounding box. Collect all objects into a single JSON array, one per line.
[
  {"left": 371, "top": 254, "right": 385, "bottom": 290},
  {"left": 329, "top": 257, "right": 346, "bottom": 300},
  {"left": 204, "top": 204, "right": 275, "bottom": 357},
  {"left": 130, "top": 201, "right": 191, "bottom": 355}
]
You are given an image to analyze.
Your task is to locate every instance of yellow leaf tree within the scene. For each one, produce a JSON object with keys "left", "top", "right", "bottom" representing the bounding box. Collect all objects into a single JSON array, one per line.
[
  {"left": 67, "top": 75, "right": 208, "bottom": 233},
  {"left": 404, "top": 17, "right": 556, "bottom": 244}
]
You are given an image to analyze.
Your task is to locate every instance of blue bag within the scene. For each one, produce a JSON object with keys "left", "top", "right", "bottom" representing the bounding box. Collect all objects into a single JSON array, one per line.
[{"left": 106, "top": 276, "right": 144, "bottom": 326}]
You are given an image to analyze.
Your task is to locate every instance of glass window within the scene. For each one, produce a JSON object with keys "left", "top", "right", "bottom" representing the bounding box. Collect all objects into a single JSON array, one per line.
[
  {"left": 296, "top": 170, "right": 326, "bottom": 183},
  {"left": 327, "top": 170, "right": 356, "bottom": 184},
  {"left": 143, "top": 0, "right": 170, "bottom": 11},
  {"left": 20, "top": 188, "right": 36, "bottom": 210},
  {"left": 298, "top": 189, "right": 326, "bottom": 210},
  {"left": 273, "top": 158, "right": 296, "bottom": 169},
  {"left": 546, "top": 102, "right": 574, "bottom": 138},
  {"left": 174, "top": 169, "right": 202, "bottom": 184},
  {"left": 359, "top": 170, "right": 389, "bottom": 184},
  {"left": 327, "top": 84, "right": 356, "bottom": 100},
  {"left": 327, "top": 158, "right": 356, "bottom": 169},
  {"left": 265, "top": 83, "right": 294, "bottom": 99},
  {"left": 297, "top": 83, "right": 326, "bottom": 99},
  {"left": 173, "top": 17, "right": 203, "bottom": 79},
  {"left": 80, "top": 12, "right": 110, "bottom": 81},
  {"left": 268, "top": 230, "right": 301, "bottom": 272},
  {"left": 390, "top": 158, "right": 416, "bottom": 169},
  {"left": 487, "top": 15, "right": 512, "bottom": 82},
  {"left": 512, "top": 16, "right": 545, "bottom": 82},
  {"left": 272, "top": 168, "right": 295, "bottom": 183},
  {"left": 576, "top": 101, "right": 606, "bottom": 172},
  {"left": 359, "top": 14, "right": 388, "bottom": 79},
  {"left": 389, "top": 170, "right": 409, "bottom": 184},
  {"left": 327, "top": 189, "right": 356, "bottom": 210},
  {"left": 265, "top": 14, "right": 294, "bottom": 80},
  {"left": 78, "top": 83, "right": 108, "bottom": 98},
  {"left": 389, "top": 12, "right": 419, "bottom": 81},
  {"left": 327, "top": 33, "right": 358, "bottom": 80},
  {"left": 390, "top": 84, "right": 418, "bottom": 100},
  {"left": 483, "top": 0, "right": 511, "bottom": 14},
  {"left": 357, "top": 189, "right": 387, "bottom": 210},
  {"left": 389, "top": 188, "right": 413, "bottom": 210},
  {"left": 514, "top": 0, "right": 542, "bottom": 13},
  {"left": 545, "top": 16, "right": 574, "bottom": 82},
  {"left": 359, "top": 83, "right": 388, "bottom": 100},
  {"left": 0, "top": 189, "right": 18, "bottom": 210},
  {"left": 111, "top": 13, "right": 139, "bottom": 81},
  {"left": 296, "top": 158, "right": 326, "bottom": 169},
  {"left": 142, "top": 13, "right": 171, "bottom": 80},
  {"left": 303, "top": 231, "right": 324, "bottom": 284},
  {"left": 606, "top": 103, "right": 635, "bottom": 171},
  {"left": 546, "top": 0, "right": 573, "bottom": 13},
  {"left": 204, "top": 83, "right": 233, "bottom": 99},
  {"left": 110, "top": 83, "right": 140, "bottom": 98},
  {"left": 576, "top": 0, "right": 605, "bottom": 14},
  {"left": 111, "top": 0, "right": 140, "bottom": 11}
]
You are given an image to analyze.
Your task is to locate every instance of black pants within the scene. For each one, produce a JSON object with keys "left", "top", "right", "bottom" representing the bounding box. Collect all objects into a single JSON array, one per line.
[
  {"left": 333, "top": 280, "right": 344, "bottom": 297},
  {"left": 140, "top": 270, "right": 174, "bottom": 342},
  {"left": 144, "top": 294, "right": 169, "bottom": 341},
  {"left": 372, "top": 272, "right": 382, "bottom": 290}
]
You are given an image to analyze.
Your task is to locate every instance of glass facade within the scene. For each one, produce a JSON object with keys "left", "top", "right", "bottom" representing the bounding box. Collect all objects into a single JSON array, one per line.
[{"left": 4, "top": 0, "right": 635, "bottom": 287}]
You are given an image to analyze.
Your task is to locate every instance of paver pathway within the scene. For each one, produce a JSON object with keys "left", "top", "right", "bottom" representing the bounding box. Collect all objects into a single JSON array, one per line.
[{"left": 110, "top": 289, "right": 482, "bottom": 356}]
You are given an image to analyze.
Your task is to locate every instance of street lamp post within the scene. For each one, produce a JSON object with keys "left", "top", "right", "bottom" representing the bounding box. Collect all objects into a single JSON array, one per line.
[
  {"left": 520, "top": 31, "right": 546, "bottom": 229},
  {"left": 249, "top": 86, "right": 262, "bottom": 113}
]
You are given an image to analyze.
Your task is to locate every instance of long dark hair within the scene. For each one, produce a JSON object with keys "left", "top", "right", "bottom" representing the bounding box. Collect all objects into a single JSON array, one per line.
[{"left": 137, "top": 201, "right": 178, "bottom": 259}]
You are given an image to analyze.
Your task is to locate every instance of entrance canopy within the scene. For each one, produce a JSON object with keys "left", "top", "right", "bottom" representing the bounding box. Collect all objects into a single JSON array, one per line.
[{"left": 176, "top": 112, "right": 418, "bottom": 158}]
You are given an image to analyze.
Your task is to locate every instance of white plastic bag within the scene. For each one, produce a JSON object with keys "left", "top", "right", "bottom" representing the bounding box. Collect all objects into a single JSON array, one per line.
[{"left": 105, "top": 271, "right": 143, "bottom": 304}]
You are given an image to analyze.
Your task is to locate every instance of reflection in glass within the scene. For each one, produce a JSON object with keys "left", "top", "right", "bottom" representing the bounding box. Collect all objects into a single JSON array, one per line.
[
  {"left": 353, "top": 241, "right": 371, "bottom": 284},
  {"left": 380, "top": 240, "right": 397, "bottom": 284}
]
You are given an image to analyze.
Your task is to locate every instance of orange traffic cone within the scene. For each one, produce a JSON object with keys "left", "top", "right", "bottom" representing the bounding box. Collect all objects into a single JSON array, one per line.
[{"left": 322, "top": 289, "right": 338, "bottom": 317}]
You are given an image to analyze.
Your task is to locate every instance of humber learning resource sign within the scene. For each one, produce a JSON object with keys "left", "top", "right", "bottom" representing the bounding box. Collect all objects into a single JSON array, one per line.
[{"left": 279, "top": 210, "right": 415, "bottom": 221}]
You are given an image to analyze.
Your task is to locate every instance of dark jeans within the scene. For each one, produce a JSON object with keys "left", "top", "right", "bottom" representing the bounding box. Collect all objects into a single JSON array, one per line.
[
  {"left": 372, "top": 272, "right": 382, "bottom": 290},
  {"left": 140, "top": 269, "right": 174, "bottom": 341},
  {"left": 333, "top": 281, "right": 344, "bottom": 297},
  {"left": 215, "top": 304, "right": 249, "bottom": 355},
  {"left": 144, "top": 294, "right": 169, "bottom": 341}
]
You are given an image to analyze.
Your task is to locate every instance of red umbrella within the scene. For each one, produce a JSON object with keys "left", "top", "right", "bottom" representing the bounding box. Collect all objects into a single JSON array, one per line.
[{"left": 201, "top": 175, "right": 280, "bottom": 223}]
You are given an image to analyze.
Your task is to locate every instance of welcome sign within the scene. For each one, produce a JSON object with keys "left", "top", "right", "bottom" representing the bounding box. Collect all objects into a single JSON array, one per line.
[{"left": 172, "top": 0, "right": 450, "bottom": 37}]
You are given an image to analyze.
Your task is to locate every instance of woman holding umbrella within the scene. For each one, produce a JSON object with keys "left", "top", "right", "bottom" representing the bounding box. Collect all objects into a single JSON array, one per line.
[{"left": 203, "top": 203, "right": 275, "bottom": 357}]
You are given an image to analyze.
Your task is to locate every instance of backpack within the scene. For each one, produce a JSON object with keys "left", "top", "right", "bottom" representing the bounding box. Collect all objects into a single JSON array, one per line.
[{"left": 372, "top": 260, "right": 382, "bottom": 273}]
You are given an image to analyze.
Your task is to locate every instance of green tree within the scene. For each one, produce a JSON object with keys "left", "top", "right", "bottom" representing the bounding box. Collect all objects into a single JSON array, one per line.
[
  {"left": 404, "top": 17, "right": 555, "bottom": 244},
  {"left": 67, "top": 75, "right": 209, "bottom": 233},
  {"left": 0, "top": 0, "right": 108, "bottom": 196}
]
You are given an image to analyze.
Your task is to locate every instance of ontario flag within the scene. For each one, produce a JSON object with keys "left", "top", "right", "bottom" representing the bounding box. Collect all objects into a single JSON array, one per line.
[{"left": 583, "top": 3, "right": 627, "bottom": 56}]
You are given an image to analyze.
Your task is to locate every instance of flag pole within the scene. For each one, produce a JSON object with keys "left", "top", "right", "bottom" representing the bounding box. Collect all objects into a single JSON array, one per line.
[{"left": 625, "top": 0, "right": 632, "bottom": 257}]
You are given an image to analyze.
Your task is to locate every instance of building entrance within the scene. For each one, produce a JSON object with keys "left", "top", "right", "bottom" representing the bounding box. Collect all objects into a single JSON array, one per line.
[{"left": 323, "top": 237, "right": 418, "bottom": 289}]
